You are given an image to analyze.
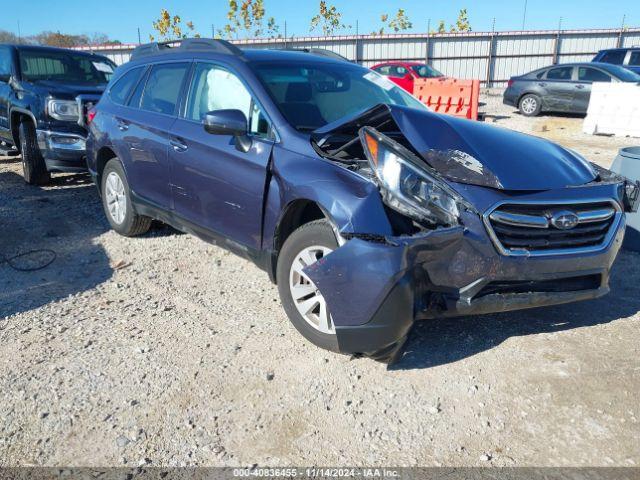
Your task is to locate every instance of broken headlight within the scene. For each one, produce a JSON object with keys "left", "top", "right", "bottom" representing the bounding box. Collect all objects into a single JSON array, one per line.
[{"left": 359, "top": 127, "right": 462, "bottom": 227}]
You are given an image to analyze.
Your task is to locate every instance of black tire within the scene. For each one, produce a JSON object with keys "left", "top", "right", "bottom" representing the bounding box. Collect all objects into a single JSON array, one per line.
[
  {"left": 518, "top": 94, "right": 542, "bottom": 117},
  {"left": 276, "top": 219, "right": 340, "bottom": 353},
  {"left": 19, "top": 121, "right": 50, "bottom": 185},
  {"left": 101, "top": 158, "right": 152, "bottom": 237}
]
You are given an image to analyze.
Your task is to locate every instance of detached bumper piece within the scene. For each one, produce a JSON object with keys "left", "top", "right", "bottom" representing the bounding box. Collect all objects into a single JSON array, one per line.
[{"left": 37, "top": 129, "right": 87, "bottom": 173}]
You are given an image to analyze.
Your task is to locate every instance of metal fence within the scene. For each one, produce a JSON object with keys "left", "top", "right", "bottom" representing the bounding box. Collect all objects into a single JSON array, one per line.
[{"left": 77, "top": 27, "right": 640, "bottom": 87}]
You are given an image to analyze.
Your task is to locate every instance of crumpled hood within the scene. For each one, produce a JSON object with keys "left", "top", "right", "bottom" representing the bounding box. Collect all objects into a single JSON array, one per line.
[{"left": 314, "top": 104, "right": 597, "bottom": 191}]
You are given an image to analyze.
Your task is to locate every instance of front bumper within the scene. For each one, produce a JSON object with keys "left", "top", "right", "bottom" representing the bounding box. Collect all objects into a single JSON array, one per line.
[
  {"left": 304, "top": 209, "right": 626, "bottom": 362},
  {"left": 37, "top": 129, "right": 88, "bottom": 173}
]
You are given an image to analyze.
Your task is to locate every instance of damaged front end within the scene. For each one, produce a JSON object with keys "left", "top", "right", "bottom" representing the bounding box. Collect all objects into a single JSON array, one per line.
[{"left": 303, "top": 104, "right": 634, "bottom": 363}]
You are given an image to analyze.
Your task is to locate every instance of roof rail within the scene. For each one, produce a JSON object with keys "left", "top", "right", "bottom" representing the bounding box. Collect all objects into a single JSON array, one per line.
[
  {"left": 285, "top": 48, "right": 351, "bottom": 62},
  {"left": 131, "top": 38, "right": 243, "bottom": 60}
]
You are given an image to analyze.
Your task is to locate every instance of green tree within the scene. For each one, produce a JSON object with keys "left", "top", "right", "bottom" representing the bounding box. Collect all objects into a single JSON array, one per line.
[
  {"left": 150, "top": 9, "right": 200, "bottom": 42},
  {"left": 220, "top": 0, "right": 278, "bottom": 39},
  {"left": 310, "top": 1, "right": 350, "bottom": 36},
  {"left": 433, "top": 9, "right": 472, "bottom": 34},
  {"left": 375, "top": 9, "right": 412, "bottom": 35}
]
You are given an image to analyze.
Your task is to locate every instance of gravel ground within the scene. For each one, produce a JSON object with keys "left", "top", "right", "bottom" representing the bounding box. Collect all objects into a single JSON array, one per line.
[{"left": 1, "top": 95, "right": 639, "bottom": 467}]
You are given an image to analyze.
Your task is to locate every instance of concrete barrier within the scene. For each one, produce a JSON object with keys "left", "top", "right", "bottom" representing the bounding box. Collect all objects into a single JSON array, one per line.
[{"left": 583, "top": 83, "right": 640, "bottom": 138}]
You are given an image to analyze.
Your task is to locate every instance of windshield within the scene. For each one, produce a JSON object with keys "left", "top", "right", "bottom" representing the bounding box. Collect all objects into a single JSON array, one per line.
[
  {"left": 411, "top": 64, "right": 444, "bottom": 78},
  {"left": 18, "top": 49, "right": 116, "bottom": 85},
  {"left": 605, "top": 64, "right": 640, "bottom": 82},
  {"left": 252, "top": 62, "right": 428, "bottom": 131}
]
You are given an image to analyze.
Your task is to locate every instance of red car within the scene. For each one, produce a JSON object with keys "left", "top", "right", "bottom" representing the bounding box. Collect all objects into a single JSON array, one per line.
[{"left": 371, "top": 61, "right": 444, "bottom": 94}]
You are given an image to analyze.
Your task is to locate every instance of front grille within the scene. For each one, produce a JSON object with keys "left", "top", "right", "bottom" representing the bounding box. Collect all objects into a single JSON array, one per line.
[
  {"left": 475, "top": 274, "right": 602, "bottom": 299},
  {"left": 485, "top": 201, "right": 621, "bottom": 255}
]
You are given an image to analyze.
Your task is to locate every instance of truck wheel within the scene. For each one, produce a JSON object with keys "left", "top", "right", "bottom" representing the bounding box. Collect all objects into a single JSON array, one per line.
[
  {"left": 276, "top": 219, "right": 340, "bottom": 353},
  {"left": 19, "top": 121, "right": 50, "bottom": 185},
  {"left": 519, "top": 94, "right": 542, "bottom": 117},
  {"left": 101, "top": 158, "right": 152, "bottom": 237}
]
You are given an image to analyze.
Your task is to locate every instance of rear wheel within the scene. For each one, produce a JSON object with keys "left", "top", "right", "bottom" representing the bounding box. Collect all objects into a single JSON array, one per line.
[
  {"left": 101, "top": 158, "right": 152, "bottom": 237},
  {"left": 19, "top": 121, "right": 50, "bottom": 185},
  {"left": 276, "top": 219, "right": 340, "bottom": 353},
  {"left": 519, "top": 94, "right": 542, "bottom": 117}
]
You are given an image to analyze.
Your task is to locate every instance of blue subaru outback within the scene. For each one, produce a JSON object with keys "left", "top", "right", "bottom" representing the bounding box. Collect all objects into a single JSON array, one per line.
[{"left": 87, "top": 39, "right": 640, "bottom": 362}]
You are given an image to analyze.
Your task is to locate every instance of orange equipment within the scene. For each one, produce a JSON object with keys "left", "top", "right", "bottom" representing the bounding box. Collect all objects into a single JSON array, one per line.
[{"left": 413, "top": 77, "right": 480, "bottom": 121}]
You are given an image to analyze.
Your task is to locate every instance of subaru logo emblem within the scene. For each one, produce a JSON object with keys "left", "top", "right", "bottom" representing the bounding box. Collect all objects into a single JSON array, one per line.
[{"left": 551, "top": 211, "right": 579, "bottom": 230}]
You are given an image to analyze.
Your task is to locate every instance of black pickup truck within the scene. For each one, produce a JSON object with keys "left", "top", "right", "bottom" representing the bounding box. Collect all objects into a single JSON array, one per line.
[{"left": 0, "top": 44, "right": 116, "bottom": 184}]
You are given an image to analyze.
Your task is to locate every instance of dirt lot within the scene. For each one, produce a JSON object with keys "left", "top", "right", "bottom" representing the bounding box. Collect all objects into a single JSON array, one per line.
[{"left": 1, "top": 95, "right": 639, "bottom": 467}]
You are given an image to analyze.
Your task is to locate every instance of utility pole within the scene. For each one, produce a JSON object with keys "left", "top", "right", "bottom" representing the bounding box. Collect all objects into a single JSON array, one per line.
[
  {"left": 522, "top": 0, "right": 528, "bottom": 30},
  {"left": 17, "top": 20, "right": 21, "bottom": 43},
  {"left": 284, "top": 21, "right": 288, "bottom": 49},
  {"left": 211, "top": 24, "right": 215, "bottom": 38},
  {"left": 425, "top": 19, "right": 431, "bottom": 64},
  {"left": 137, "top": 27, "right": 141, "bottom": 44}
]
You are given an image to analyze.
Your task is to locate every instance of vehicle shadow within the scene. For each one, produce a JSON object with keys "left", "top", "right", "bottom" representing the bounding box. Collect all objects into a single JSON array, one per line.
[
  {"left": 391, "top": 250, "right": 640, "bottom": 370},
  {"left": 0, "top": 170, "right": 113, "bottom": 318}
]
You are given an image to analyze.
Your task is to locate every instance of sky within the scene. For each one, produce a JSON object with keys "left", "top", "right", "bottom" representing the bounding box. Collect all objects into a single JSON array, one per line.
[{"left": 1, "top": 0, "right": 636, "bottom": 44}]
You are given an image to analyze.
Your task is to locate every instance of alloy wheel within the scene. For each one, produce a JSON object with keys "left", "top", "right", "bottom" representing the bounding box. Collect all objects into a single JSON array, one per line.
[
  {"left": 289, "top": 245, "right": 335, "bottom": 334},
  {"left": 105, "top": 171, "right": 127, "bottom": 225},
  {"left": 521, "top": 97, "right": 537, "bottom": 115}
]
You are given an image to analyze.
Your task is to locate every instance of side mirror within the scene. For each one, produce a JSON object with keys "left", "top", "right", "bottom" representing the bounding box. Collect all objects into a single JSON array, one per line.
[
  {"left": 204, "top": 109, "right": 248, "bottom": 136},
  {"left": 0, "top": 73, "right": 11, "bottom": 84}
]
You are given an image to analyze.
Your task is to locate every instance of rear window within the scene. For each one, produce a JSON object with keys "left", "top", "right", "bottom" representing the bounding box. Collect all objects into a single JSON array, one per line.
[
  {"left": 599, "top": 50, "right": 626, "bottom": 65},
  {"left": 630, "top": 51, "right": 640, "bottom": 66},
  {"left": 139, "top": 63, "right": 189, "bottom": 116},
  {"left": 109, "top": 67, "right": 143, "bottom": 105}
]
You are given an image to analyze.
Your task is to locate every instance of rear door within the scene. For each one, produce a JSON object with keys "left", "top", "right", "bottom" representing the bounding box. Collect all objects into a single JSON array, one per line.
[
  {"left": 543, "top": 66, "right": 576, "bottom": 111},
  {"left": 168, "top": 61, "right": 275, "bottom": 250},
  {"left": 573, "top": 66, "right": 613, "bottom": 113},
  {"left": 114, "top": 61, "right": 190, "bottom": 209}
]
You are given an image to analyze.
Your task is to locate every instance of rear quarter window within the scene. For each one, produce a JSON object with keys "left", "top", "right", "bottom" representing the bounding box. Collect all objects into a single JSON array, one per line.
[
  {"left": 109, "top": 67, "right": 144, "bottom": 105},
  {"left": 630, "top": 51, "right": 640, "bottom": 66}
]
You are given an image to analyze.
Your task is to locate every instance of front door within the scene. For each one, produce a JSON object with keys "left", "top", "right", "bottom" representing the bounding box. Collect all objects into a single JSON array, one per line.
[
  {"left": 573, "top": 66, "right": 612, "bottom": 113},
  {"left": 169, "top": 62, "right": 275, "bottom": 250},
  {"left": 0, "top": 46, "right": 13, "bottom": 142}
]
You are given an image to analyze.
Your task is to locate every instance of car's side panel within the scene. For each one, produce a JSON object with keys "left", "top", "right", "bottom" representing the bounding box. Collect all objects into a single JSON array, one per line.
[{"left": 262, "top": 146, "right": 394, "bottom": 253}]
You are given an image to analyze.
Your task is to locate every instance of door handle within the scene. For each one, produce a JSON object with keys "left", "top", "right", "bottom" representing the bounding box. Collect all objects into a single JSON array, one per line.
[
  {"left": 170, "top": 137, "right": 188, "bottom": 152},
  {"left": 538, "top": 82, "right": 547, "bottom": 87},
  {"left": 575, "top": 84, "right": 585, "bottom": 89},
  {"left": 116, "top": 119, "right": 129, "bottom": 131}
]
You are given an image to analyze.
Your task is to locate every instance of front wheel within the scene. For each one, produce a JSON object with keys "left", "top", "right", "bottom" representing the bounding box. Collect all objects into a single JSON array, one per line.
[
  {"left": 101, "top": 158, "right": 152, "bottom": 237},
  {"left": 276, "top": 219, "right": 340, "bottom": 353},
  {"left": 19, "top": 121, "right": 50, "bottom": 185}
]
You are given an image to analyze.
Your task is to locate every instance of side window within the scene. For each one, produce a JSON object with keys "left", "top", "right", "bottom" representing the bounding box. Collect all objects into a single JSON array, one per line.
[
  {"left": 140, "top": 63, "right": 189, "bottom": 116},
  {"left": 546, "top": 67, "right": 573, "bottom": 80},
  {"left": 629, "top": 52, "right": 640, "bottom": 66},
  {"left": 389, "top": 66, "right": 407, "bottom": 78},
  {"left": 578, "top": 67, "right": 611, "bottom": 83},
  {"left": 109, "top": 67, "right": 143, "bottom": 105},
  {"left": 600, "top": 50, "right": 626, "bottom": 65},
  {"left": 374, "top": 66, "right": 391, "bottom": 76},
  {"left": 185, "top": 63, "right": 270, "bottom": 138},
  {"left": 535, "top": 70, "right": 546, "bottom": 79}
]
